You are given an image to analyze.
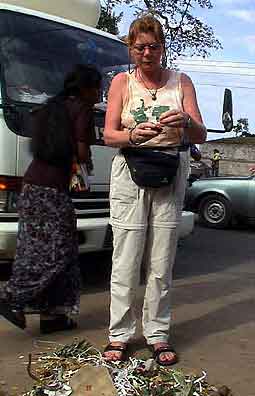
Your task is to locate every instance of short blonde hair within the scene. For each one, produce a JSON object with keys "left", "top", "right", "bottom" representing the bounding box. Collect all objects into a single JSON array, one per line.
[{"left": 127, "top": 15, "right": 165, "bottom": 48}]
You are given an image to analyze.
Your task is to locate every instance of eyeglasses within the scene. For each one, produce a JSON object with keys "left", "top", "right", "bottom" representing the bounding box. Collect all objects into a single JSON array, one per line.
[{"left": 132, "top": 43, "right": 162, "bottom": 53}]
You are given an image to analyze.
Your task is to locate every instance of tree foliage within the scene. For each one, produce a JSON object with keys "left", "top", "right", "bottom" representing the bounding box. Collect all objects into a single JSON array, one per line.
[
  {"left": 97, "top": 0, "right": 123, "bottom": 35},
  {"left": 101, "top": 0, "right": 222, "bottom": 62},
  {"left": 233, "top": 118, "right": 252, "bottom": 137}
]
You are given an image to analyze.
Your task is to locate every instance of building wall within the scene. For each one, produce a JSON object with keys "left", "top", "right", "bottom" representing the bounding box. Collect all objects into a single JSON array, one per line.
[{"left": 200, "top": 142, "right": 255, "bottom": 176}]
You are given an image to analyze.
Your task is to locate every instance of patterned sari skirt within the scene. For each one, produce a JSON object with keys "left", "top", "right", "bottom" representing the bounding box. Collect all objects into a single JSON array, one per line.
[{"left": 2, "top": 184, "right": 80, "bottom": 315}]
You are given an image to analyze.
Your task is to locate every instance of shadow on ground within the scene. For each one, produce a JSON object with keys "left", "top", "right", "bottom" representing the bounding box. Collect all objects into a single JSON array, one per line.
[
  {"left": 174, "top": 225, "right": 255, "bottom": 279},
  {"left": 173, "top": 297, "right": 255, "bottom": 351}
]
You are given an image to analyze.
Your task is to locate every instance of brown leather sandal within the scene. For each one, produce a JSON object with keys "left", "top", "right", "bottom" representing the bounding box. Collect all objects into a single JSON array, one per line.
[
  {"left": 151, "top": 345, "right": 178, "bottom": 366},
  {"left": 103, "top": 343, "right": 129, "bottom": 362}
]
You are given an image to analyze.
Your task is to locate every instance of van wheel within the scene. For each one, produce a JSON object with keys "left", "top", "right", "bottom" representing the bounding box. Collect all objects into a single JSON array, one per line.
[{"left": 198, "top": 194, "right": 232, "bottom": 229}]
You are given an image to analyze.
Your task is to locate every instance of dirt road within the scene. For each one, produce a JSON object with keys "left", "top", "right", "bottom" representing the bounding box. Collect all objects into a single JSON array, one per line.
[{"left": 0, "top": 225, "right": 254, "bottom": 395}]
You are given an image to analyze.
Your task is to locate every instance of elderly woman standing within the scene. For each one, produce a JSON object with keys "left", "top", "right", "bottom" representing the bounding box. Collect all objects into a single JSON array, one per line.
[{"left": 103, "top": 15, "right": 206, "bottom": 365}]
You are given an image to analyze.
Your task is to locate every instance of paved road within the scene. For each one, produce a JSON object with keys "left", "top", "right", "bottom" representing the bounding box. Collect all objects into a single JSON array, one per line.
[{"left": 0, "top": 225, "right": 255, "bottom": 395}]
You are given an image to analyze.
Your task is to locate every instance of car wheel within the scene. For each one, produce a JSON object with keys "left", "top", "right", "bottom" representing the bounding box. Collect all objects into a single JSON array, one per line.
[{"left": 198, "top": 194, "right": 232, "bottom": 229}]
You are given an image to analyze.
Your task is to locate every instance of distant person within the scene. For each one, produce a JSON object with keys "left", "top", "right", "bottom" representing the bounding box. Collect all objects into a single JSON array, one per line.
[
  {"left": 249, "top": 166, "right": 255, "bottom": 175},
  {"left": 0, "top": 64, "right": 101, "bottom": 333},
  {"left": 211, "top": 148, "right": 221, "bottom": 176}
]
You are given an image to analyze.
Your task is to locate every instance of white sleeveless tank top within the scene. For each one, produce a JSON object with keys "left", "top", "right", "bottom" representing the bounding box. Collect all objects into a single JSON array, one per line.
[{"left": 121, "top": 70, "right": 184, "bottom": 147}]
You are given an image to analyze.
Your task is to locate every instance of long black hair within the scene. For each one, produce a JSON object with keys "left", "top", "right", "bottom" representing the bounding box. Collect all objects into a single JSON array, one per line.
[{"left": 31, "top": 64, "right": 102, "bottom": 169}]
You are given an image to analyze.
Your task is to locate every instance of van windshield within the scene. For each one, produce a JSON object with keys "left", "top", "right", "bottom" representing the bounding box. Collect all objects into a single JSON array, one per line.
[{"left": 0, "top": 10, "right": 129, "bottom": 104}]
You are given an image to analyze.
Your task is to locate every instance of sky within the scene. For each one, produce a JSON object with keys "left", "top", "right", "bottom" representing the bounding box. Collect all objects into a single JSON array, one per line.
[{"left": 115, "top": 0, "right": 255, "bottom": 141}]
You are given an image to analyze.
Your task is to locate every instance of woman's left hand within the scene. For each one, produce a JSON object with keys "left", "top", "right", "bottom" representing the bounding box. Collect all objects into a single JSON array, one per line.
[{"left": 158, "top": 109, "right": 190, "bottom": 129}]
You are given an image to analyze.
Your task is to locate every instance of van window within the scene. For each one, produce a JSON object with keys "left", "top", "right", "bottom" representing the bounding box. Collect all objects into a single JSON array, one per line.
[{"left": 0, "top": 10, "right": 129, "bottom": 136}]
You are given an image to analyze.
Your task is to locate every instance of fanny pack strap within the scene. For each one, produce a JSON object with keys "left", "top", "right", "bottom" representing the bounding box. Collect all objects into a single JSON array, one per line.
[{"left": 121, "top": 144, "right": 189, "bottom": 155}]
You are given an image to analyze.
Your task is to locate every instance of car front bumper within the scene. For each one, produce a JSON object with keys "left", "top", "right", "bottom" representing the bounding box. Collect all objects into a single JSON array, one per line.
[
  {"left": 180, "top": 210, "right": 195, "bottom": 238},
  {"left": 0, "top": 217, "right": 110, "bottom": 261},
  {"left": 0, "top": 211, "right": 194, "bottom": 261}
]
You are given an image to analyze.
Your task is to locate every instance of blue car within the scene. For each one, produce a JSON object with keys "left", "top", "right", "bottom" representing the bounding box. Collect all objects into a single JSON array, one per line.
[{"left": 184, "top": 175, "right": 255, "bottom": 229}]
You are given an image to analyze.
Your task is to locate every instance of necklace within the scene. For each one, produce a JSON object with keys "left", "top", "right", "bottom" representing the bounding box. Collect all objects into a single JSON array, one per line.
[{"left": 138, "top": 69, "right": 162, "bottom": 101}]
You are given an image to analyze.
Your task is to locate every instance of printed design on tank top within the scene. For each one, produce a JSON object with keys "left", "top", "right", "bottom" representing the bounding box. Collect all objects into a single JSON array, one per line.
[
  {"left": 130, "top": 98, "right": 170, "bottom": 125},
  {"left": 122, "top": 71, "right": 184, "bottom": 147}
]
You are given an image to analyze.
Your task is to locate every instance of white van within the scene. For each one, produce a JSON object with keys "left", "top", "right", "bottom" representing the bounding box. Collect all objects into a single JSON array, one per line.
[{"left": 0, "top": 1, "right": 194, "bottom": 265}]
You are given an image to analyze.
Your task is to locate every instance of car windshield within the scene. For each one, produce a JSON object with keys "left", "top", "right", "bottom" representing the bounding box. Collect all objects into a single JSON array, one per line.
[{"left": 0, "top": 10, "right": 129, "bottom": 104}]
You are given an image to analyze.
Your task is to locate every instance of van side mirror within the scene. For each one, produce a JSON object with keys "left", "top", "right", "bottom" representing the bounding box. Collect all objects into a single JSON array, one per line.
[
  {"left": 207, "top": 88, "right": 234, "bottom": 133},
  {"left": 222, "top": 88, "right": 233, "bottom": 132}
]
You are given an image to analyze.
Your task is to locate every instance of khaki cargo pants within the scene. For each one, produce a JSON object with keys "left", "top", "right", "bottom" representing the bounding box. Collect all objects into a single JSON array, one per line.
[{"left": 109, "top": 151, "right": 189, "bottom": 344}]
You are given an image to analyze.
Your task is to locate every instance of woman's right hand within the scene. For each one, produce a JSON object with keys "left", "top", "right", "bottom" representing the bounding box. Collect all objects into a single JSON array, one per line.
[{"left": 130, "top": 122, "right": 162, "bottom": 145}]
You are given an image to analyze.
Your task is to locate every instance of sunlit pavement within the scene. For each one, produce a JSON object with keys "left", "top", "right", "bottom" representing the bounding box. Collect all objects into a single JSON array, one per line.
[{"left": 1, "top": 225, "right": 255, "bottom": 396}]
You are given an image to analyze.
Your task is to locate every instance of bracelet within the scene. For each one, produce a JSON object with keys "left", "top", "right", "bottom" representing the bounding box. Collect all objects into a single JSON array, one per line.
[
  {"left": 184, "top": 114, "right": 192, "bottom": 129},
  {"left": 128, "top": 127, "right": 139, "bottom": 145}
]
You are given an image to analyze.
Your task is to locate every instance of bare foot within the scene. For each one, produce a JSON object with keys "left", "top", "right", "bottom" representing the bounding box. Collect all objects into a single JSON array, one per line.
[{"left": 103, "top": 342, "right": 127, "bottom": 361}]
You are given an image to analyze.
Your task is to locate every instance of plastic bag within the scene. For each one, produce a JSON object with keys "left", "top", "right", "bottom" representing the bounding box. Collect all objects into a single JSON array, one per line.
[{"left": 69, "top": 162, "right": 90, "bottom": 192}]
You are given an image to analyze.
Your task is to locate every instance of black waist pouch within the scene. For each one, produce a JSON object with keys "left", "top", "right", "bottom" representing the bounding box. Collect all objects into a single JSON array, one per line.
[{"left": 122, "top": 147, "right": 180, "bottom": 188}]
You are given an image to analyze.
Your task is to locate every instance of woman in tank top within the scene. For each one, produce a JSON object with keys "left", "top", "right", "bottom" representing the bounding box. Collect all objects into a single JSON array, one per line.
[{"left": 103, "top": 15, "right": 207, "bottom": 365}]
